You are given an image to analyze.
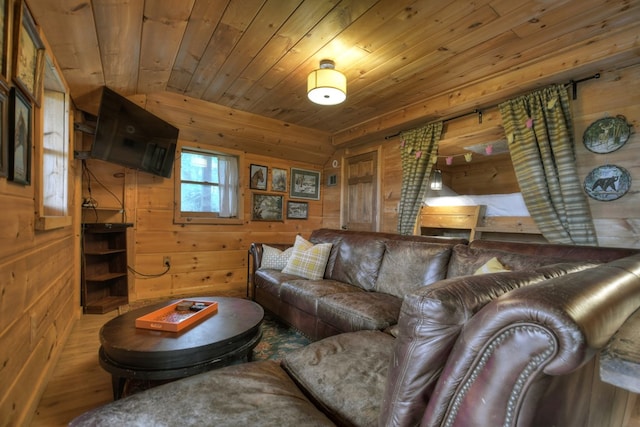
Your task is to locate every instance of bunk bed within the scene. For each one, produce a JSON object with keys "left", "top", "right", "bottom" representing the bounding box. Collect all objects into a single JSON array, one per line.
[{"left": 418, "top": 192, "right": 544, "bottom": 242}]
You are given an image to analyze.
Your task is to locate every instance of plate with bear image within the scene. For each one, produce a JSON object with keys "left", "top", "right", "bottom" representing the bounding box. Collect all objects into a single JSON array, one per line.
[{"left": 583, "top": 165, "right": 631, "bottom": 201}]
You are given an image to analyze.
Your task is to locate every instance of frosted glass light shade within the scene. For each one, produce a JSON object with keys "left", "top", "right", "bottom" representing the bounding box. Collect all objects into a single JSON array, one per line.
[
  {"left": 307, "top": 60, "right": 346, "bottom": 105},
  {"left": 430, "top": 169, "right": 443, "bottom": 190}
]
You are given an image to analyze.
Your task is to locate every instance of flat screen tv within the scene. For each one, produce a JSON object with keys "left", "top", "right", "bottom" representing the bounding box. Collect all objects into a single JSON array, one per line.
[{"left": 91, "top": 87, "right": 179, "bottom": 178}]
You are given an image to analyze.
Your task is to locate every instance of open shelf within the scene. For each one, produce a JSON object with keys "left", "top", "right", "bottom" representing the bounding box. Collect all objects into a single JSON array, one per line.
[{"left": 81, "top": 223, "right": 132, "bottom": 314}]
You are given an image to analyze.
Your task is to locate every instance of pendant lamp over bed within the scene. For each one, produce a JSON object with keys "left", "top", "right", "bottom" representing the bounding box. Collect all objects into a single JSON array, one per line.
[{"left": 430, "top": 169, "right": 443, "bottom": 190}]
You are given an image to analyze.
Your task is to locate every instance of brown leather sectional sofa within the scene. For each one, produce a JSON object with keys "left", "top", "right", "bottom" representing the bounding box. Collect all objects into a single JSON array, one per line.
[{"left": 70, "top": 229, "right": 640, "bottom": 426}]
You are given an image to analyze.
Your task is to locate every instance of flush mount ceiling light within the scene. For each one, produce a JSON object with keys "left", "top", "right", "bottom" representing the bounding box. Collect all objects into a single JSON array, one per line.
[{"left": 307, "top": 59, "right": 346, "bottom": 105}]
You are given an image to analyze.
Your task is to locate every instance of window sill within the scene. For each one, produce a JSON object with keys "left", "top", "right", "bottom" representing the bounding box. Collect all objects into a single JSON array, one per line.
[
  {"left": 36, "top": 215, "right": 73, "bottom": 231},
  {"left": 174, "top": 216, "right": 244, "bottom": 225}
]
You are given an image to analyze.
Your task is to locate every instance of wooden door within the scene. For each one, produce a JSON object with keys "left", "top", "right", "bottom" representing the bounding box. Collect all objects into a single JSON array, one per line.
[{"left": 344, "top": 151, "right": 378, "bottom": 231}]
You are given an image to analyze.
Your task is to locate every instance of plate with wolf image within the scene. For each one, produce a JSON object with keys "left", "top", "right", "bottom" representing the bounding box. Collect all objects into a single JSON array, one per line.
[{"left": 584, "top": 165, "right": 631, "bottom": 201}]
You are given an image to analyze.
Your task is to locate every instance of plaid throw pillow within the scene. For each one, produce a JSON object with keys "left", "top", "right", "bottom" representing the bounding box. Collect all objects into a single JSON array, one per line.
[
  {"left": 282, "top": 235, "right": 332, "bottom": 280},
  {"left": 259, "top": 245, "right": 294, "bottom": 270}
]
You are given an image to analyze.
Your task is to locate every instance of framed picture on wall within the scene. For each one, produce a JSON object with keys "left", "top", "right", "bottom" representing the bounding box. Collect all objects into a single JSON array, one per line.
[
  {"left": 9, "top": 87, "right": 31, "bottom": 185},
  {"left": 290, "top": 167, "right": 320, "bottom": 200},
  {"left": 271, "top": 167, "right": 287, "bottom": 192},
  {"left": 0, "top": 88, "right": 8, "bottom": 177},
  {"left": 0, "top": 0, "right": 10, "bottom": 86},
  {"left": 13, "top": 1, "right": 44, "bottom": 105},
  {"left": 286, "top": 201, "right": 308, "bottom": 219},
  {"left": 251, "top": 193, "right": 283, "bottom": 221},
  {"left": 249, "top": 164, "right": 267, "bottom": 190}
]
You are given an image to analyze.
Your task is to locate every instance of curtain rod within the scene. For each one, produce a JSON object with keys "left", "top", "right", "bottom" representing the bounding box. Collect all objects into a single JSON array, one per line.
[
  {"left": 384, "top": 110, "right": 481, "bottom": 140},
  {"left": 383, "top": 73, "right": 601, "bottom": 140}
]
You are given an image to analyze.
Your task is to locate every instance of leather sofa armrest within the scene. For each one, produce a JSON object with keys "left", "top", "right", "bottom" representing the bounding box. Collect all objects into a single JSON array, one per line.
[{"left": 422, "top": 255, "right": 640, "bottom": 427}]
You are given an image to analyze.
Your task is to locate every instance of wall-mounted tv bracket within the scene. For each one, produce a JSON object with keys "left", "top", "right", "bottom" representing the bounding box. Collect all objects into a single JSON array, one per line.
[{"left": 73, "top": 122, "right": 96, "bottom": 159}]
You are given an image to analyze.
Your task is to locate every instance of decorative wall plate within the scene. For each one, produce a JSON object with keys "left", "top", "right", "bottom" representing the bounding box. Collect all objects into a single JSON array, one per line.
[
  {"left": 583, "top": 116, "right": 631, "bottom": 154},
  {"left": 583, "top": 165, "right": 631, "bottom": 201}
]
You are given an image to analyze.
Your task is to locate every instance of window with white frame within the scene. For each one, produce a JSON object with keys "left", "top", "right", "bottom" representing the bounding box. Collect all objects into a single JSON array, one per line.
[
  {"left": 36, "top": 54, "right": 71, "bottom": 230},
  {"left": 174, "top": 145, "right": 244, "bottom": 224}
]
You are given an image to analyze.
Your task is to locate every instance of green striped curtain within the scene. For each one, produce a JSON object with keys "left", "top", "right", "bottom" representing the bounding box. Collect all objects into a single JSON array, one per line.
[
  {"left": 499, "top": 84, "right": 597, "bottom": 245},
  {"left": 397, "top": 122, "right": 443, "bottom": 235}
]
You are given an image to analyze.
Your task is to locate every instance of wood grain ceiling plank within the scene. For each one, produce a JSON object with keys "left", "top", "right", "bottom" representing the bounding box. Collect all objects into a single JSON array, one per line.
[
  {"left": 288, "top": 0, "right": 464, "bottom": 127},
  {"left": 224, "top": 0, "right": 340, "bottom": 110},
  {"left": 226, "top": 0, "right": 442, "bottom": 115},
  {"left": 167, "top": 0, "right": 229, "bottom": 92},
  {"left": 137, "top": 0, "right": 195, "bottom": 94},
  {"left": 294, "top": 2, "right": 501, "bottom": 128},
  {"left": 185, "top": 0, "right": 266, "bottom": 99},
  {"left": 310, "top": 0, "right": 634, "bottom": 131},
  {"left": 202, "top": 0, "right": 303, "bottom": 103},
  {"left": 510, "top": 0, "right": 604, "bottom": 38},
  {"left": 241, "top": 0, "right": 380, "bottom": 113},
  {"left": 332, "top": 24, "right": 640, "bottom": 146},
  {"left": 323, "top": 1, "right": 609, "bottom": 130},
  {"left": 304, "top": 0, "right": 560, "bottom": 126},
  {"left": 412, "top": 0, "right": 639, "bottom": 100},
  {"left": 27, "top": 0, "right": 103, "bottom": 108},
  {"left": 92, "top": 0, "right": 143, "bottom": 95}
]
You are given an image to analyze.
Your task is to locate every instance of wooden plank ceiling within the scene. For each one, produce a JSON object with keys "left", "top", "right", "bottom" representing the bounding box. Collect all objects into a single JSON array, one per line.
[{"left": 27, "top": 0, "right": 640, "bottom": 161}]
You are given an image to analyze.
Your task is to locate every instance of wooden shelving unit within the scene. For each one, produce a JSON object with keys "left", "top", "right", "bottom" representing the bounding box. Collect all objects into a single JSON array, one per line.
[{"left": 81, "top": 223, "right": 132, "bottom": 314}]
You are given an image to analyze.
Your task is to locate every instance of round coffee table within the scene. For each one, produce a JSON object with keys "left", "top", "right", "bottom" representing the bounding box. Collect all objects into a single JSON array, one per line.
[{"left": 99, "top": 296, "right": 263, "bottom": 399}]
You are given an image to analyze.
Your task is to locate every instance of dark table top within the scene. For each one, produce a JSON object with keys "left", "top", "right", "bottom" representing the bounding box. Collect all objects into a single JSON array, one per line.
[{"left": 100, "top": 297, "right": 264, "bottom": 370}]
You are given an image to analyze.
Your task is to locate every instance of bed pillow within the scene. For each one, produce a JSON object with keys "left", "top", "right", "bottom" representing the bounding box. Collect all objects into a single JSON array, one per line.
[
  {"left": 282, "top": 236, "right": 332, "bottom": 280},
  {"left": 259, "top": 245, "right": 294, "bottom": 270},
  {"left": 474, "top": 256, "right": 509, "bottom": 275}
]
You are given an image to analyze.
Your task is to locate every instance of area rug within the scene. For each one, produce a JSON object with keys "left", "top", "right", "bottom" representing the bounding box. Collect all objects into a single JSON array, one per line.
[{"left": 252, "top": 312, "right": 311, "bottom": 360}]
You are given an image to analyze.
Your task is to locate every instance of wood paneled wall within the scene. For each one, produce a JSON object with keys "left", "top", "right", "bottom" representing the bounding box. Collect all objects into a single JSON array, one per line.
[
  {"left": 0, "top": 1, "right": 80, "bottom": 425},
  {"left": 81, "top": 92, "right": 325, "bottom": 303},
  {"left": 323, "top": 64, "right": 640, "bottom": 248}
]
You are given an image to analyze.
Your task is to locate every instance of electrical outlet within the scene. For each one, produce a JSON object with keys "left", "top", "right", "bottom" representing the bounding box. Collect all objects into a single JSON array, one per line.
[{"left": 163, "top": 256, "right": 171, "bottom": 267}]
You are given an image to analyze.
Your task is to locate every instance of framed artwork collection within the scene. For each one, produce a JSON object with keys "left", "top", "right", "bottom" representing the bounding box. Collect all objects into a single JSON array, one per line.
[
  {"left": 13, "top": 1, "right": 44, "bottom": 106},
  {"left": 582, "top": 115, "right": 633, "bottom": 202},
  {"left": 290, "top": 167, "right": 321, "bottom": 200},
  {"left": 251, "top": 193, "right": 283, "bottom": 221},
  {"left": 0, "top": 88, "right": 7, "bottom": 177},
  {"left": 271, "top": 168, "right": 287, "bottom": 192},
  {"left": 0, "top": 0, "right": 9, "bottom": 86},
  {"left": 9, "top": 87, "right": 30, "bottom": 184},
  {"left": 0, "top": 1, "right": 43, "bottom": 186},
  {"left": 287, "top": 201, "right": 308, "bottom": 219},
  {"left": 249, "top": 164, "right": 267, "bottom": 190},
  {"left": 248, "top": 165, "right": 320, "bottom": 221}
]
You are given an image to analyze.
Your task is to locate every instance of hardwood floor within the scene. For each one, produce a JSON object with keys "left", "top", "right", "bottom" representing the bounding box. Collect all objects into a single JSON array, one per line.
[{"left": 30, "top": 311, "right": 117, "bottom": 427}]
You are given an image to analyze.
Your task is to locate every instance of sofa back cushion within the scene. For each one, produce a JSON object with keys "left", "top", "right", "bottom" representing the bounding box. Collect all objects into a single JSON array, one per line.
[
  {"left": 311, "top": 230, "right": 387, "bottom": 290},
  {"left": 379, "top": 262, "right": 596, "bottom": 427},
  {"left": 447, "top": 244, "right": 561, "bottom": 278},
  {"left": 309, "top": 228, "right": 463, "bottom": 292},
  {"left": 375, "top": 241, "right": 453, "bottom": 298}
]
